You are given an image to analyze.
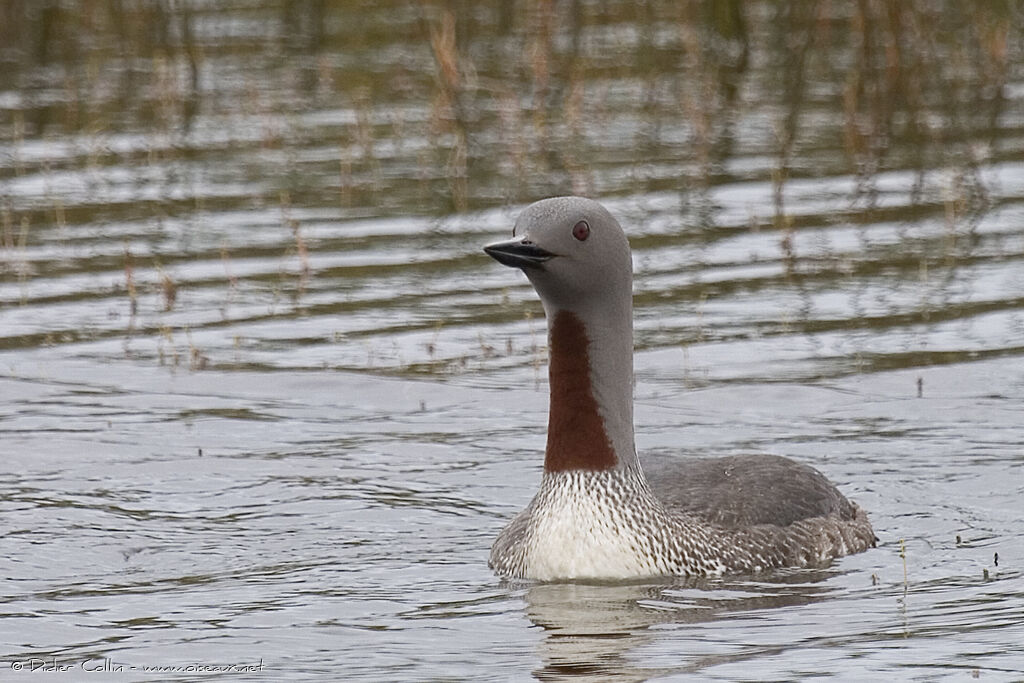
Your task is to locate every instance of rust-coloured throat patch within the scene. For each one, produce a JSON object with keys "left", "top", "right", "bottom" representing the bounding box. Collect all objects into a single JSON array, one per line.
[{"left": 544, "top": 310, "right": 618, "bottom": 472}]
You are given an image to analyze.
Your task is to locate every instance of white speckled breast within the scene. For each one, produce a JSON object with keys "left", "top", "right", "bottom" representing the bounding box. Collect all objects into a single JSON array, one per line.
[{"left": 494, "top": 470, "right": 667, "bottom": 581}]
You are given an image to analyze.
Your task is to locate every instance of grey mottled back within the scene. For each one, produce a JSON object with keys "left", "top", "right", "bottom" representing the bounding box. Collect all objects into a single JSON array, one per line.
[{"left": 641, "top": 453, "right": 858, "bottom": 528}]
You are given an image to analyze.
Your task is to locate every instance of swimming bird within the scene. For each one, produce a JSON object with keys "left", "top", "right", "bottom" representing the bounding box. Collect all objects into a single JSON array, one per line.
[{"left": 484, "top": 196, "right": 875, "bottom": 581}]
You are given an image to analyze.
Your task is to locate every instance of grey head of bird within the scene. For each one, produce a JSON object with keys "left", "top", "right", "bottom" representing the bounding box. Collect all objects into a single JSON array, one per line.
[{"left": 483, "top": 196, "right": 633, "bottom": 314}]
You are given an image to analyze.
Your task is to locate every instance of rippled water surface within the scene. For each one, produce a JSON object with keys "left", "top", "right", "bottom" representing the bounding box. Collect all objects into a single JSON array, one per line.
[{"left": 2, "top": 2, "right": 1024, "bottom": 680}]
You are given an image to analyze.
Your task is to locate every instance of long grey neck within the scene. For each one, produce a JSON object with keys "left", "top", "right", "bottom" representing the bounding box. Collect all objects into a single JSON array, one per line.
[{"left": 542, "top": 294, "right": 639, "bottom": 474}]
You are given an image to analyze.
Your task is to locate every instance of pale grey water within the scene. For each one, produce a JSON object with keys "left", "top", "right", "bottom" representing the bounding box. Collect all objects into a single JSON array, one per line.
[{"left": 2, "top": 2, "right": 1024, "bottom": 681}]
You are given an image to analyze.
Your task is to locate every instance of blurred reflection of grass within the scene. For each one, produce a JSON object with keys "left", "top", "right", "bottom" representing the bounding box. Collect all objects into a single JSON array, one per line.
[
  {"left": 0, "top": 1, "right": 1021, "bottom": 378},
  {"left": 0, "top": 1, "right": 1013, "bottom": 217}
]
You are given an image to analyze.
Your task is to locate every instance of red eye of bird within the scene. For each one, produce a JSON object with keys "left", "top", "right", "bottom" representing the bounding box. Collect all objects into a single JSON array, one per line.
[{"left": 572, "top": 220, "right": 590, "bottom": 241}]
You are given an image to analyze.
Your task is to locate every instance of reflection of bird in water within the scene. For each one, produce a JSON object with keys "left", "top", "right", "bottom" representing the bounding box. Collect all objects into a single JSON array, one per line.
[
  {"left": 485, "top": 197, "right": 875, "bottom": 581},
  {"left": 525, "top": 571, "right": 836, "bottom": 681}
]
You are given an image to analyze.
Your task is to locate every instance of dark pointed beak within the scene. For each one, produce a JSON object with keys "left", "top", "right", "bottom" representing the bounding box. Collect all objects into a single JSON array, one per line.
[{"left": 483, "top": 236, "right": 555, "bottom": 270}]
